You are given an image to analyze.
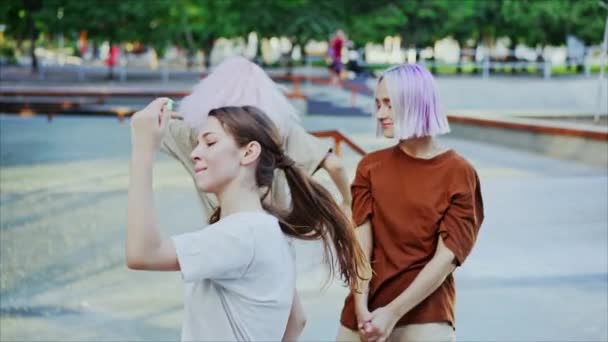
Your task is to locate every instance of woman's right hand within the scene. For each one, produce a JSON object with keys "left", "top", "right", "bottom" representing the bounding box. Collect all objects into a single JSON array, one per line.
[
  {"left": 355, "top": 303, "right": 372, "bottom": 332},
  {"left": 130, "top": 97, "right": 173, "bottom": 153}
]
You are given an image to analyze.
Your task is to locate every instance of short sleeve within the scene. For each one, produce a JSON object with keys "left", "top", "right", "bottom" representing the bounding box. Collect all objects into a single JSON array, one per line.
[
  {"left": 284, "top": 123, "right": 332, "bottom": 176},
  {"left": 438, "top": 169, "right": 484, "bottom": 266},
  {"left": 351, "top": 159, "right": 373, "bottom": 226},
  {"left": 171, "top": 223, "right": 255, "bottom": 282}
]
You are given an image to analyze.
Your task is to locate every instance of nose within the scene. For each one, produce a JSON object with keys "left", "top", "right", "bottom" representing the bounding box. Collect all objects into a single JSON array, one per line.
[
  {"left": 190, "top": 142, "right": 203, "bottom": 163},
  {"left": 376, "top": 105, "right": 389, "bottom": 121}
]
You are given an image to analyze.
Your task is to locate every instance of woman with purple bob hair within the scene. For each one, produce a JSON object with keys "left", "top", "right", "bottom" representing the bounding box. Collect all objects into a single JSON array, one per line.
[{"left": 338, "top": 63, "right": 484, "bottom": 342}]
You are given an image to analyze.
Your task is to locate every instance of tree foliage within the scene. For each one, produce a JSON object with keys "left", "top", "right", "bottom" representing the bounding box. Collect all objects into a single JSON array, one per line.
[{"left": 1, "top": 0, "right": 606, "bottom": 69}]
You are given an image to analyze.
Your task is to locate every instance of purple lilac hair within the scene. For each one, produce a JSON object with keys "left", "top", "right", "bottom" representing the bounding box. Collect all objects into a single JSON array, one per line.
[{"left": 376, "top": 63, "right": 450, "bottom": 139}]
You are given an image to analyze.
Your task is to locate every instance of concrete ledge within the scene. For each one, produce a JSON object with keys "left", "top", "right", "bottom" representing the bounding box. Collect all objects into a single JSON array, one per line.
[{"left": 447, "top": 114, "right": 608, "bottom": 166}]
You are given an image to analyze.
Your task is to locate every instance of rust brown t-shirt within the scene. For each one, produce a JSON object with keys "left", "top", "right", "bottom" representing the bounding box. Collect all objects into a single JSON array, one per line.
[{"left": 340, "top": 144, "right": 484, "bottom": 330}]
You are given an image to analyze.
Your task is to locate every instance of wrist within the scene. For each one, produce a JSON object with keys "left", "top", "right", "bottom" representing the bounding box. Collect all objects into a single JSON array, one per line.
[
  {"left": 353, "top": 292, "right": 368, "bottom": 309},
  {"left": 130, "top": 147, "right": 156, "bottom": 166},
  {"left": 385, "top": 302, "right": 403, "bottom": 321},
  {"left": 131, "top": 139, "right": 158, "bottom": 153},
  {"left": 354, "top": 301, "right": 369, "bottom": 319}
]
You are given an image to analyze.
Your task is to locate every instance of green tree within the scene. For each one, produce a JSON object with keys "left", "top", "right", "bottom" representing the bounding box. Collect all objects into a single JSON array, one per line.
[
  {"left": 502, "top": 0, "right": 606, "bottom": 46},
  {"left": 244, "top": 0, "right": 343, "bottom": 71}
]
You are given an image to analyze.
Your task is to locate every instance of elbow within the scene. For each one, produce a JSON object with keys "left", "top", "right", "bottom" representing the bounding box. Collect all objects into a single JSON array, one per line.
[
  {"left": 323, "top": 153, "right": 344, "bottom": 174},
  {"left": 283, "top": 314, "right": 307, "bottom": 342},
  {"left": 434, "top": 247, "right": 457, "bottom": 274},
  {"left": 296, "top": 314, "right": 307, "bottom": 333},
  {"left": 435, "top": 236, "right": 458, "bottom": 270},
  {"left": 126, "top": 251, "right": 147, "bottom": 270},
  {"left": 126, "top": 258, "right": 144, "bottom": 270}
]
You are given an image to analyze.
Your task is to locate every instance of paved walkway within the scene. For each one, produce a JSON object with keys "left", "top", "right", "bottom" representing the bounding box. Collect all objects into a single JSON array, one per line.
[
  {"left": 1, "top": 66, "right": 607, "bottom": 340},
  {"left": 1, "top": 114, "right": 606, "bottom": 341},
  {"left": 2, "top": 65, "right": 607, "bottom": 120}
]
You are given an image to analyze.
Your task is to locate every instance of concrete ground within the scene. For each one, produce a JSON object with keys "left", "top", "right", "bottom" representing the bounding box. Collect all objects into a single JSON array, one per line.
[
  {"left": 1, "top": 113, "right": 606, "bottom": 341},
  {"left": 2, "top": 64, "right": 607, "bottom": 118}
]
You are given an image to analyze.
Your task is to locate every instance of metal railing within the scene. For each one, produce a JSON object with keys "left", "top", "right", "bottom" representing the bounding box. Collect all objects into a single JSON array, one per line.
[{"left": 0, "top": 88, "right": 368, "bottom": 156}]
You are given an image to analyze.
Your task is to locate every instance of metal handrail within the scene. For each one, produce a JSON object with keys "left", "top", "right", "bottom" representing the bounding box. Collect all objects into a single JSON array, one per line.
[{"left": 311, "top": 130, "right": 366, "bottom": 156}]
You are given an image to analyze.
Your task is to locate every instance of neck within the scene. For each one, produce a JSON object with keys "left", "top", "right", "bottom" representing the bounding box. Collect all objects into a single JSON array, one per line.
[
  {"left": 216, "top": 179, "right": 263, "bottom": 218},
  {"left": 398, "top": 136, "right": 439, "bottom": 158}
]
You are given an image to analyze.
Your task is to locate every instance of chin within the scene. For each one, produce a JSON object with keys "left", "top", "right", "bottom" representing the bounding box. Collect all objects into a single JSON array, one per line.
[
  {"left": 383, "top": 130, "right": 395, "bottom": 138},
  {"left": 195, "top": 178, "right": 215, "bottom": 193}
]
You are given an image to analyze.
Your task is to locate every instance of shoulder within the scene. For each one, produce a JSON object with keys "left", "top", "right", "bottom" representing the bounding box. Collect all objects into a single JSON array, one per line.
[
  {"left": 243, "top": 212, "right": 290, "bottom": 253},
  {"left": 208, "top": 212, "right": 262, "bottom": 237},
  {"left": 221, "top": 211, "right": 282, "bottom": 238},
  {"left": 444, "top": 150, "right": 479, "bottom": 186},
  {"left": 357, "top": 146, "right": 395, "bottom": 172},
  {"left": 447, "top": 151, "right": 476, "bottom": 172}
]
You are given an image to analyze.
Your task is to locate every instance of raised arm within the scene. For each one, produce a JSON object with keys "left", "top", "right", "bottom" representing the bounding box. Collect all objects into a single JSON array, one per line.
[
  {"left": 126, "top": 98, "right": 180, "bottom": 271},
  {"left": 320, "top": 152, "right": 352, "bottom": 216}
]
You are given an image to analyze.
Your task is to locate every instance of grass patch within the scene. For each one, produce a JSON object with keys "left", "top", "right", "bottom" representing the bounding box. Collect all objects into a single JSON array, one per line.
[{"left": 361, "top": 62, "right": 608, "bottom": 75}]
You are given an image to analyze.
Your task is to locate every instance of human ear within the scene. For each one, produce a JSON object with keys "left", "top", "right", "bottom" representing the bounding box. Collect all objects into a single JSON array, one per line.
[{"left": 241, "top": 141, "right": 261, "bottom": 166}]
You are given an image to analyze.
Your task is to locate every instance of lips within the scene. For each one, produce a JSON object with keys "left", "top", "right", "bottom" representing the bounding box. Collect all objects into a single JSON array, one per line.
[
  {"left": 381, "top": 121, "right": 393, "bottom": 128},
  {"left": 194, "top": 166, "right": 207, "bottom": 173}
]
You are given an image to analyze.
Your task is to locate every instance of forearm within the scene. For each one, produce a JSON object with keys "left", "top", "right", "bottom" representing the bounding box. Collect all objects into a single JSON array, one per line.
[
  {"left": 386, "top": 252, "right": 455, "bottom": 319},
  {"left": 353, "top": 221, "right": 372, "bottom": 306},
  {"left": 126, "top": 149, "right": 163, "bottom": 264},
  {"left": 323, "top": 153, "right": 352, "bottom": 205},
  {"left": 353, "top": 285, "right": 370, "bottom": 311}
]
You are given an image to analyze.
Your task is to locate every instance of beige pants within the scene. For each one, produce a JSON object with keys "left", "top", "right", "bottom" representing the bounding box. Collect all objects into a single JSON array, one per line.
[{"left": 336, "top": 323, "right": 455, "bottom": 342}]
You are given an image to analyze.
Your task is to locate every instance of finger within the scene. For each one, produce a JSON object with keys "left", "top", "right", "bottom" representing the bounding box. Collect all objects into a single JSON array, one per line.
[
  {"left": 365, "top": 326, "right": 381, "bottom": 339},
  {"left": 170, "top": 112, "right": 184, "bottom": 120},
  {"left": 365, "top": 335, "right": 379, "bottom": 342},
  {"left": 361, "top": 329, "right": 375, "bottom": 340},
  {"left": 159, "top": 106, "right": 171, "bottom": 131},
  {"left": 156, "top": 97, "right": 171, "bottom": 106},
  {"left": 151, "top": 97, "right": 170, "bottom": 113},
  {"left": 364, "top": 330, "right": 380, "bottom": 340},
  {"left": 357, "top": 318, "right": 371, "bottom": 330}
]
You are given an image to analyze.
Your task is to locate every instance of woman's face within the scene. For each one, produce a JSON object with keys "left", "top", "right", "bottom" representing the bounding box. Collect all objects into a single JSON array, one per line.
[
  {"left": 375, "top": 79, "right": 395, "bottom": 138},
  {"left": 190, "top": 116, "right": 243, "bottom": 193}
]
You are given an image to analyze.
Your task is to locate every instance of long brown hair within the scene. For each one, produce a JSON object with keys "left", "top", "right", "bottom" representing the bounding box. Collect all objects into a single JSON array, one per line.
[{"left": 207, "top": 106, "right": 370, "bottom": 290}]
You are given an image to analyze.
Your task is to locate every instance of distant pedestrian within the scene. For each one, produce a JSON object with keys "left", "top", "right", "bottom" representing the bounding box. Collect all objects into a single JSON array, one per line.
[{"left": 328, "top": 30, "right": 346, "bottom": 85}]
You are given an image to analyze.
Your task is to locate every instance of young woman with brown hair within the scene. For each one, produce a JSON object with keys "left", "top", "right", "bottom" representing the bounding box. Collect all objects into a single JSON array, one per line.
[{"left": 126, "top": 99, "right": 369, "bottom": 341}]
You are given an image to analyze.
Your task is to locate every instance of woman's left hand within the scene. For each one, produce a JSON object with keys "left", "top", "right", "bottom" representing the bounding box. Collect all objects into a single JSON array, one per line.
[
  {"left": 359, "top": 306, "right": 399, "bottom": 342},
  {"left": 130, "top": 97, "right": 173, "bottom": 153}
]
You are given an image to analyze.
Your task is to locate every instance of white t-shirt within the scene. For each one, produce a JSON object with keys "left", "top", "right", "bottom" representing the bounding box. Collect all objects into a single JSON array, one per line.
[{"left": 171, "top": 211, "right": 295, "bottom": 341}]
